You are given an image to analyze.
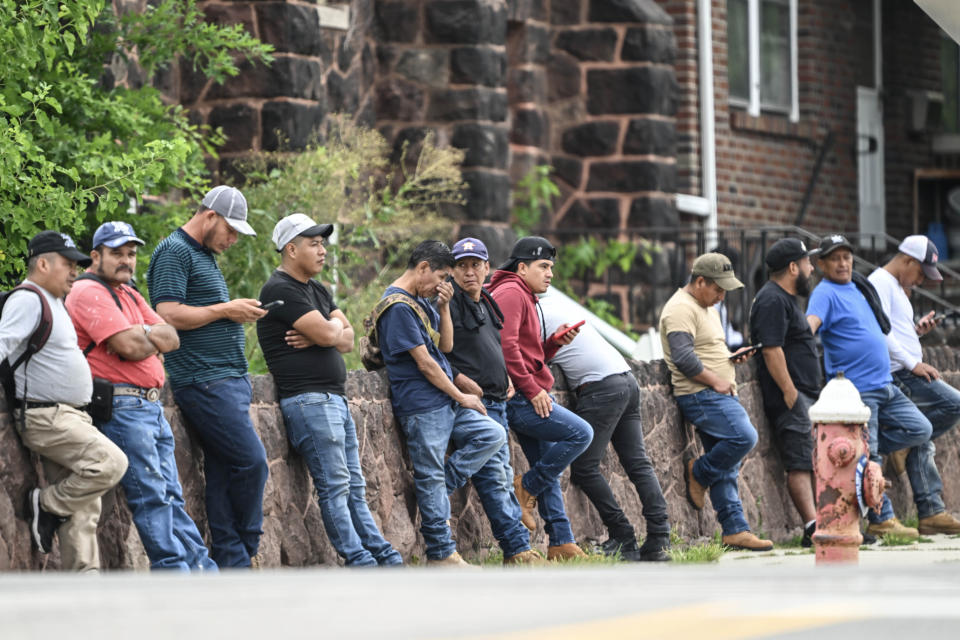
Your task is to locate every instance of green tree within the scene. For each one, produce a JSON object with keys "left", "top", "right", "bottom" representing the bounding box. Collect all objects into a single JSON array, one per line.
[{"left": 0, "top": 0, "right": 272, "bottom": 285}]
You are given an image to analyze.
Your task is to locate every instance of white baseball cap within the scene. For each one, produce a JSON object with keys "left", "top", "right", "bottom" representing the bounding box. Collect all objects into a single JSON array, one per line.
[
  {"left": 202, "top": 185, "right": 255, "bottom": 236},
  {"left": 271, "top": 213, "right": 333, "bottom": 252},
  {"left": 898, "top": 235, "right": 943, "bottom": 282}
]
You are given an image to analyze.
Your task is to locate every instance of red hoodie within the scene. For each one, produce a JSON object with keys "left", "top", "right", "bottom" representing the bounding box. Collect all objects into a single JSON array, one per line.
[{"left": 487, "top": 270, "right": 561, "bottom": 401}]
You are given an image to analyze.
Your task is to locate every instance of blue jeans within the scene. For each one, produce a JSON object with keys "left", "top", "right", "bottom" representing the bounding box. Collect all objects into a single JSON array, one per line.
[
  {"left": 675, "top": 389, "right": 758, "bottom": 536},
  {"left": 99, "top": 393, "right": 217, "bottom": 572},
  {"left": 506, "top": 394, "right": 593, "bottom": 546},
  {"left": 398, "top": 403, "right": 505, "bottom": 560},
  {"left": 173, "top": 375, "right": 269, "bottom": 567},
  {"left": 859, "top": 382, "right": 933, "bottom": 523},
  {"left": 280, "top": 392, "right": 402, "bottom": 567},
  {"left": 453, "top": 399, "right": 530, "bottom": 558},
  {"left": 892, "top": 371, "right": 960, "bottom": 519}
]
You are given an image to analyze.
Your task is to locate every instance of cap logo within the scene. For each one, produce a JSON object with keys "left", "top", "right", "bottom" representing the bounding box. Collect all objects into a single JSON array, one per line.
[
  {"left": 800, "top": 241, "right": 807, "bottom": 251},
  {"left": 830, "top": 235, "right": 844, "bottom": 243},
  {"left": 110, "top": 221, "right": 132, "bottom": 235},
  {"left": 60, "top": 233, "right": 76, "bottom": 248},
  {"left": 463, "top": 241, "right": 475, "bottom": 251},
  {"left": 722, "top": 262, "right": 732, "bottom": 272}
]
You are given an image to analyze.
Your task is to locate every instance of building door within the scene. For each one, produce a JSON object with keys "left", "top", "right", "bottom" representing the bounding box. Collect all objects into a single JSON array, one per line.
[{"left": 856, "top": 0, "right": 885, "bottom": 247}]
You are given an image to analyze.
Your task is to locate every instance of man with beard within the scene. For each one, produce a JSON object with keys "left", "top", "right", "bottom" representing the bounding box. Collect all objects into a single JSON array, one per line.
[
  {"left": 867, "top": 235, "right": 960, "bottom": 534},
  {"left": 748, "top": 238, "right": 819, "bottom": 546},
  {"left": 147, "top": 186, "right": 269, "bottom": 567},
  {"left": 443, "top": 237, "right": 540, "bottom": 565},
  {"left": 807, "top": 234, "right": 931, "bottom": 539},
  {"left": 67, "top": 221, "right": 216, "bottom": 571}
]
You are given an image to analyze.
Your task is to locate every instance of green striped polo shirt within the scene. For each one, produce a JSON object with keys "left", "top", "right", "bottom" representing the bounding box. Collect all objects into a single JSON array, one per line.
[{"left": 147, "top": 228, "right": 247, "bottom": 389}]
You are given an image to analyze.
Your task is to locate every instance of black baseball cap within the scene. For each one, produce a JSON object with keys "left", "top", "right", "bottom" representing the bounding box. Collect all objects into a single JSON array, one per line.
[
  {"left": 765, "top": 238, "right": 815, "bottom": 271},
  {"left": 498, "top": 236, "right": 556, "bottom": 270},
  {"left": 27, "top": 231, "right": 91, "bottom": 267},
  {"left": 813, "top": 234, "right": 854, "bottom": 258}
]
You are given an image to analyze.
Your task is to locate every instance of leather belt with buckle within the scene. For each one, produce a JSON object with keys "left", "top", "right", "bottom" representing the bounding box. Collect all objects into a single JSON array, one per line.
[{"left": 114, "top": 386, "right": 162, "bottom": 402}]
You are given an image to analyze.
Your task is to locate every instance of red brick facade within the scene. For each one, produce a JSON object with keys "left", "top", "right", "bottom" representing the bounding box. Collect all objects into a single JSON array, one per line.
[{"left": 663, "top": 0, "right": 944, "bottom": 238}]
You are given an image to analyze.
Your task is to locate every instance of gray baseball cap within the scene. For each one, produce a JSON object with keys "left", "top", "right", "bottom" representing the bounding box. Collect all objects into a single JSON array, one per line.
[
  {"left": 201, "top": 185, "right": 255, "bottom": 236},
  {"left": 272, "top": 213, "right": 333, "bottom": 251}
]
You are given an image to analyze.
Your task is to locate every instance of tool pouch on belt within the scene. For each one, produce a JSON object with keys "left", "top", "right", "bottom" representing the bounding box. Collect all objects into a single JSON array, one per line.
[{"left": 86, "top": 378, "right": 114, "bottom": 423}]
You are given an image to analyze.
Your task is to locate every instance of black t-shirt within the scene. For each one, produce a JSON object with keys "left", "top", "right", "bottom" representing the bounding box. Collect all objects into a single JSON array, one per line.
[
  {"left": 257, "top": 270, "right": 346, "bottom": 398},
  {"left": 749, "top": 280, "right": 822, "bottom": 417},
  {"left": 447, "top": 283, "right": 510, "bottom": 401}
]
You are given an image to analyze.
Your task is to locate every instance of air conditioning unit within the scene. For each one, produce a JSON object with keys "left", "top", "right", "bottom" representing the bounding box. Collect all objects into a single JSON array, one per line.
[{"left": 906, "top": 90, "right": 944, "bottom": 133}]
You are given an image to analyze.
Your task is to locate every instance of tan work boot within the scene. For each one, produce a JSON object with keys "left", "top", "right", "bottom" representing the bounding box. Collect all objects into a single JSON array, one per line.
[
  {"left": 249, "top": 554, "right": 262, "bottom": 570},
  {"left": 884, "top": 448, "right": 910, "bottom": 477},
  {"left": 427, "top": 551, "right": 477, "bottom": 568},
  {"left": 513, "top": 474, "right": 537, "bottom": 531},
  {"left": 503, "top": 549, "right": 547, "bottom": 566},
  {"left": 547, "top": 543, "right": 587, "bottom": 561},
  {"left": 865, "top": 517, "right": 919, "bottom": 539},
  {"left": 918, "top": 512, "right": 960, "bottom": 535},
  {"left": 722, "top": 531, "right": 774, "bottom": 551},
  {"left": 684, "top": 455, "right": 706, "bottom": 510}
]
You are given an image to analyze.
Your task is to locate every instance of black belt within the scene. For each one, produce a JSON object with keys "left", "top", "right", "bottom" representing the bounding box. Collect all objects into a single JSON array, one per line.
[
  {"left": 15, "top": 400, "right": 59, "bottom": 410},
  {"left": 114, "top": 385, "right": 162, "bottom": 402}
]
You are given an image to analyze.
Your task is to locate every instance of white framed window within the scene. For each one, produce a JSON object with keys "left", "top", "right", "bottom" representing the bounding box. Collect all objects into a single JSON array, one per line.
[{"left": 727, "top": 0, "right": 799, "bottom": 122}]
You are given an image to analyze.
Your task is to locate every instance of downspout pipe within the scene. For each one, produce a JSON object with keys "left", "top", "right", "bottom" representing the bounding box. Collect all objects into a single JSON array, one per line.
[{"left": 698, "top": 0, "right": 719, "bottom": 249}]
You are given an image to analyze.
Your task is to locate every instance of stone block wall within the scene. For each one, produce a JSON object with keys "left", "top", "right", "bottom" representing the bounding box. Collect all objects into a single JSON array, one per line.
[{"left": 4, "top": 348, "right": 960, "bottom": 571}]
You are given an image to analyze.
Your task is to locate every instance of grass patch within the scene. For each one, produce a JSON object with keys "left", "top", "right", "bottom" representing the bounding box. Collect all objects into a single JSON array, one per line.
[
  {"left": 918, "top": 536, "right": 934, "bottom": 544},
  {"left": 668, "top": 542, "right": 727, "bottom": 563},
  {"left": 783, "top": 549, "right": 814, "bottom": 556},
  {"left": 901, "top": 515, "right": 920, "bottom": 529},
  {"left": 880, "top": 533, "right": 917, "bottom": 547}
]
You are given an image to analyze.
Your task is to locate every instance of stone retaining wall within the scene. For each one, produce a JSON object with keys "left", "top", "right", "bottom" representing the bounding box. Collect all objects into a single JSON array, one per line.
[{"left": 3, "top": 347, "right": 960, "bottom": 570}]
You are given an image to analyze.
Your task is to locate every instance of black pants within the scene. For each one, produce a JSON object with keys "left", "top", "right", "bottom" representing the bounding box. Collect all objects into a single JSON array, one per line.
[{"left": 569, "top": 372, "right": 670, "bottom": 540}]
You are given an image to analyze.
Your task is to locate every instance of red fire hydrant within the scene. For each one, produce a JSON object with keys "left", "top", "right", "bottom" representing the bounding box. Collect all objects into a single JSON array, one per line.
[{"left": 808, "top": 373, "right": 885, "bottom": 564}]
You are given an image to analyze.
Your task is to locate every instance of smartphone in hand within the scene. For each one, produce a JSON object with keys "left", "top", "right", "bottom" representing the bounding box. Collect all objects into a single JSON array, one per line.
[
  {"left": 729, "top": 343, "right": 762, "bottom": 360},
  {"left": 260, "top": 300, "right": 285, "bottom": 311},
  {"left": 554, "top": 319, "right": 586, "bottom": 341}
]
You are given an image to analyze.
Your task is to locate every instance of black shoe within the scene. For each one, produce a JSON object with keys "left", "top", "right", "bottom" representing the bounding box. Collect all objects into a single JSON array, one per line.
[
  {"left": 25, "top": 488, "right": 65, "bottom": 554},
  {"left": 861, "top": 530, "right": 878, "bottom": 545},
  {"left": 600, "top": 535, "right": 640, "bottom": 560},
  {"left": 801, "top": 521, "right": 815, "bottom": 548},
  {"left": 638, "top": 534, "right": 672, "bottom": 562}
]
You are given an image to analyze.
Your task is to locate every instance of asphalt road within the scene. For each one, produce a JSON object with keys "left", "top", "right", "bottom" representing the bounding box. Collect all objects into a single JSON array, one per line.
[{"left": 2, "top": 542, "right": 959, "bottom": 640}]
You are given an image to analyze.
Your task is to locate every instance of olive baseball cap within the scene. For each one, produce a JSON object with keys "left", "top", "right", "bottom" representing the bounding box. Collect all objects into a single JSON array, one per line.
[{"left": 691, "top": 252, "right": 744, "bottom": 291}]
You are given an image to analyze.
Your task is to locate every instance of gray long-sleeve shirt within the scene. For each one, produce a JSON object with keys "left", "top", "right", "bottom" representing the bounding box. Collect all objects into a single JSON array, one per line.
[{"left": 0, "top": 280, "right": 92, "bottom": 405}]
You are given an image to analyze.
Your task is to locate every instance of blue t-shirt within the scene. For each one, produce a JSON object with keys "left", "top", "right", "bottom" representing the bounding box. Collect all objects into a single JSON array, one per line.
[
  {"left": 146, "top": 228, "right": 247, "bottom": 389},
  {"left": 806, "top": 279, "right": 891, "bottom": 392},
  {"left": 377, "top": 286, "right": 453, "bottom": 417}
]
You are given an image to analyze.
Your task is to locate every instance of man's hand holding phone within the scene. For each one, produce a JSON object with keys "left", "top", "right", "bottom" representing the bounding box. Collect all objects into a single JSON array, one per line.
[
  {"left": 729, "top": 343, "right": 762, "bottom": 363},
  {"left": 553, "top": 320, "right": 585, "bottom": 345}
]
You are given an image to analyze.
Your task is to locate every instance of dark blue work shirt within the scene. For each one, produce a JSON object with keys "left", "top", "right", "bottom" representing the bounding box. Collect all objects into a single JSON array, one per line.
[{"left": 378, "top": 286, "right": 453, "bottom": 417}]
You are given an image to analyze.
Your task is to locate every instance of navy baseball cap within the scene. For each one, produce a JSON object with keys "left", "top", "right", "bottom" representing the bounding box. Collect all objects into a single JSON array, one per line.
[
  {"left": 93, "top": 221, "right": 145, "bottom": 249},
  {"left": 498, "top": 236, "right": 556, "bottom": 270},
  {"left": 452, "top": 237, "right": 489, "bottom": 261}
]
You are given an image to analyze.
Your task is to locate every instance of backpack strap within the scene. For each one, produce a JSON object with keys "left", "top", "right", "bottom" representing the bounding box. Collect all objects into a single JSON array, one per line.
[
  {"left": 75, "top": 272, "right": 138, "bottom": 355},
  {"left": 369, "top": 293, "right": 441, "bottom": 348},
  {"left": 4, "top": 284, "right": 53, "bottom": 370}
]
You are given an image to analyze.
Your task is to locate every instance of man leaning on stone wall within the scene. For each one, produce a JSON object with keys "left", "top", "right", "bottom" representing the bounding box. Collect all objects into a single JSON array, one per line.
[{"left": 1, "top": 231, "right": 127, "bottom": 572}]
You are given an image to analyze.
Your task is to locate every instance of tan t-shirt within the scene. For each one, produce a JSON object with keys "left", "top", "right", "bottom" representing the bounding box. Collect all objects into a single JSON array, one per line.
[{"left": 659, "top": 288, "right": 736, "bottom": 396}]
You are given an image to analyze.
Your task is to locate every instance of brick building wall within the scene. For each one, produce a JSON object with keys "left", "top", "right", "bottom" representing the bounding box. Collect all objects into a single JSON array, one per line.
[{"left": 662, "top": 0, "right": 943, "bottom": 240}]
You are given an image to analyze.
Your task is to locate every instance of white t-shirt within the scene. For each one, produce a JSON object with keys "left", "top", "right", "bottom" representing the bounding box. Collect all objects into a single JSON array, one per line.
[
  {"left": 0, "top": 280, "right": 92, "bottom": 405},
  {"left": 867, "top": 268, "right": 922, "bottom": 373},
  {"left": 539, "top": 295, "right": 630, "bottom": 388}
]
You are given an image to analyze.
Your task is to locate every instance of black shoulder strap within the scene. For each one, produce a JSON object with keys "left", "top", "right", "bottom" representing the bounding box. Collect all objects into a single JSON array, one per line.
[{"left": 75, "top": 272, "right": 139, "bottom": 355}]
